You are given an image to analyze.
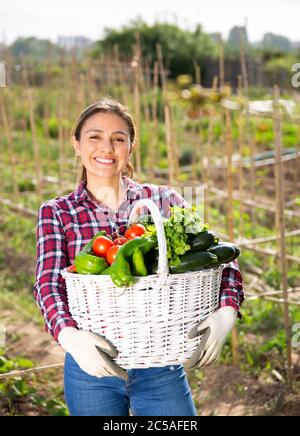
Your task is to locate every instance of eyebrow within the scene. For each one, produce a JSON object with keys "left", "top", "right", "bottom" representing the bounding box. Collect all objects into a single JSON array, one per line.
[{"left": 85, "top": 129, "right": 129, "bottom": 136}]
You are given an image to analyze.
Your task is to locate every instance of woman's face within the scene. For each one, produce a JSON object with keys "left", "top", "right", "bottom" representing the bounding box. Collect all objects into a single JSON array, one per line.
[{"left": 73, "top": 111, "right": 132, "bottom": 181}]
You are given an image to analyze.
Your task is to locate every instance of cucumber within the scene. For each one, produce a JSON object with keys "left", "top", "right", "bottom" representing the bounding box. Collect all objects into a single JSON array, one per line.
[
  {"left": 208, "top": 243, "right": 240, "bottom": 263},
  {"left": 170, "top": 251, "right": 218, "bottom": 274},
  {"left": 143, "top": 248, "right": 159, "bottom": 274},
  {"left": 189, "top": 231, "right": 216, "bottom": 252}
]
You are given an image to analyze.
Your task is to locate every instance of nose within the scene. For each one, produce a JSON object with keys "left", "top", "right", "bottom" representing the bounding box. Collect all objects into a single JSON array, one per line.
[{"left": 99, "top": 134, "right": 114, "bottom": 153}]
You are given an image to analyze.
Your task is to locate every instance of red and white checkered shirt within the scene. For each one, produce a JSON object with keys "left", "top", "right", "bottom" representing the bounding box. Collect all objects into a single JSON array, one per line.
[{"left": 33, "top": 176, "right": 244, "bottom": 342}]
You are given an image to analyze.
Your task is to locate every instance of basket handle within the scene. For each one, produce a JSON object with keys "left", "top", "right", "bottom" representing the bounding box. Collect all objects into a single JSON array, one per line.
[{"left": 128, "top": 199, "right": 169, "bottom": 286}]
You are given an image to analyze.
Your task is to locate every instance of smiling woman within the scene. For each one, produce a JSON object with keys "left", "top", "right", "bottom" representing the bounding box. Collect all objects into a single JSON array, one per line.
[
  {"left": 71, "top": 97, "right": 136, "bottom": 211},
  {"left": 33, "top": 95, "right": 243, "bottom": 417}
]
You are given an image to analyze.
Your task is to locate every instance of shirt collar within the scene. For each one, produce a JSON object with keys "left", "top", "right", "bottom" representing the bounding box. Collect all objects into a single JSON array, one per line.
[{"left": 74, "top": 176, "right": 142, "bottom": 205}]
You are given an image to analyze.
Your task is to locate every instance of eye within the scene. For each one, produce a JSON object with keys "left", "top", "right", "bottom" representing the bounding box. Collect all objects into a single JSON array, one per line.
[
  {"left": 114, "top": 137, "right": 126, "bottom": 143},
  {"left": 90, "top": 135, "right": 100, "bottom": 140}
]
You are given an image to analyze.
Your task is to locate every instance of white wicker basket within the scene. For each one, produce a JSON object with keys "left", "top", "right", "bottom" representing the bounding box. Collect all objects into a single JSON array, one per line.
[{"left": 61, "top": 199, "right": 224, "bottom": 369}]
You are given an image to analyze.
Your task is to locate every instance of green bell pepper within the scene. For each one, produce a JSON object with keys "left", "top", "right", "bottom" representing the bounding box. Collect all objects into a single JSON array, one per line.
[{"left": 74, "top": 252, "right": 108, "bottom": 275}]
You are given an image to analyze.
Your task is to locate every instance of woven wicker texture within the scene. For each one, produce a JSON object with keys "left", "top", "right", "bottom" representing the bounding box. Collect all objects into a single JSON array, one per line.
[{"left": 61, "top": 199, "right": 224, "bottom": 369}]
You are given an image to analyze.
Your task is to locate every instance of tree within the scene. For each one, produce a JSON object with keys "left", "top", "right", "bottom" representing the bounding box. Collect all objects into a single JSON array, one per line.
[
  {"left": 10, "top": 37, "right": 62, "bottom": 62},
  {"left": 261, "top": 33, "right": 292, "bottom": 53},
  {"left": 91, "top": 20, "right": 218, "bottom": 79},
  {"left": 227, "top": 26, "right": 249, "bottom": 50}
]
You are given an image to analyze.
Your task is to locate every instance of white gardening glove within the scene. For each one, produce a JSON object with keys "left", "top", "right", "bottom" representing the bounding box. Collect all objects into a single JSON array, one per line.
[
  {"left": 58, "top": 327, "right": 128, "bottom": 381},
  {"left": 185, "top": 307, "right": 238, "bottom": 370}
]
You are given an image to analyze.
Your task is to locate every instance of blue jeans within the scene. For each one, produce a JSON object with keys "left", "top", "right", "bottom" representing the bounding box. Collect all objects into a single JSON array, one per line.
[{"left": 64, "top": 353, "right": 197, "bottom": 416}]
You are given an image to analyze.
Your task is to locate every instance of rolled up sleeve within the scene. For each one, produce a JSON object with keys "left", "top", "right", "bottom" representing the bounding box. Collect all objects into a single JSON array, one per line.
[{"left": 219, "top": 259, "right": 244, "bottom": 318}]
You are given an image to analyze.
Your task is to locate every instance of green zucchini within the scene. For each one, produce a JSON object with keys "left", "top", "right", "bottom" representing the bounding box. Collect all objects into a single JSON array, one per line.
[
  {"left": 189, "top": 231, "right": 216, "bottom": 252},
  {"left": 207, "top": 243, "right": 240, "bottom": 263},
  {"left": 169, "top": 251, "right": 218, "bottom": 274},
  {"left": 143, "top": 248, "right": 159, "bottom": 274}
]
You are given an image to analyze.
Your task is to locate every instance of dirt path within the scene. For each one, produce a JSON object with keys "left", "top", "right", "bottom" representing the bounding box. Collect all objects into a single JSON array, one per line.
[
  {"left": 6, "top": 321, "right": 65, "bottom": 368},
  {"left": 188, "top": 355, "right": 300, "bottom": 416},
  {"left": 2, "top": 313, "right": 300, "bottom": 416}
]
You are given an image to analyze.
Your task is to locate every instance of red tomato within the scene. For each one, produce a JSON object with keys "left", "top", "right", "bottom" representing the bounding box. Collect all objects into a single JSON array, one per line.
[
  {"left": 92, "top": 236, "right": 114, "bottom": 257},
  {"left": 113, "top": 236, "right": 128, "bottom": 246},
  {"left": 125, "top": 224, "right": 146, "bottom": 240},
  {"left": 106, "top": 245, "right": 121, "bottom": 265}
]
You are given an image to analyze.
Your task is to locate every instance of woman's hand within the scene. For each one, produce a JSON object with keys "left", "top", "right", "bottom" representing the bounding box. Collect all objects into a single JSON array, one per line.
[
  {"left": 58, "top": 327, "right": 128, "bottom": 381},
  {"left": 185, "top": 307, "right": 238, "bottom": 369}
]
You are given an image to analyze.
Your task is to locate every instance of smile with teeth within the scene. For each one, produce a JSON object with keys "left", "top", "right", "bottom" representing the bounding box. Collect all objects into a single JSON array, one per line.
[{"left": 94, "top": 157, "right": 116, "bottom": 165}]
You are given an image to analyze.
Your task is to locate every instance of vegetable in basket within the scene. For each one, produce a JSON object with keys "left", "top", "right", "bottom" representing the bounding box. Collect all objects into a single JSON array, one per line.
[
  {"left": 81, "top": 230, "right": 107, "bottom": 254},
  {"left": 169, "top": 251, "right": 219, "bottom": 274},
  {"left": 188, "top": 231, "right": 217, "bottom": 252},
  {"left": 131, "top": 247, "right": 148, "bottom": 276},
  {"left": 109, "top": 236, "right": 156, "bottom": 287},
  {"left": 72, "top": 230, "right": 112, "bottom": 275},
  {"left": 74, "top": 252, "right": 108, "bottom": 275},
  {"left": 92, "top": 235, "right": 114, "bottom": 258},
  {"left": 142, "top": 206, "right": 241, "bottom": 274},
  {"left": 144, "top": 206, "right": 206, "bottom": 268},
  {"left": 207, "top": 242, "right": 240, "bottom": 264}
]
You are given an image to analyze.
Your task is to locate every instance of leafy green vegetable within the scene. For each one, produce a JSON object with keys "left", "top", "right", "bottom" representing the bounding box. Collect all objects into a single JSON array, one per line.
[{"left": 144, "top": 206, "right": 205, "bottom": 267}]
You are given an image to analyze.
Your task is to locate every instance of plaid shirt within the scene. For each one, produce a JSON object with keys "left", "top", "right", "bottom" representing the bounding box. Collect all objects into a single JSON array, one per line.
[{"left": 33, "top": 176, "right": 244, "bottom": 342}]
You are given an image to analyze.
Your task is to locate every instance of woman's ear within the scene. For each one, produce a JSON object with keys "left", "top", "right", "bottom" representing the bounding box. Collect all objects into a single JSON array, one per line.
[
  {"left": 130, "top": 142, "right": 136, "bottom": 153},
  {"left": 71, "top": 135, "right": 81, "bottom": 157}
]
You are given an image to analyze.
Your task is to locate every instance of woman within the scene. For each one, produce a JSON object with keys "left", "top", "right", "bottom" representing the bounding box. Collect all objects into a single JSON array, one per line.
[{"left": 34, "top": 97, "right": 244, "bottom": 416}]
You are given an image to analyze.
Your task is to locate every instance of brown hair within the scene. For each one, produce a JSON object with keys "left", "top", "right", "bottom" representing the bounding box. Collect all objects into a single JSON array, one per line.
[{"left": 71, "top": 97, "right": 136, "bottom": 185}]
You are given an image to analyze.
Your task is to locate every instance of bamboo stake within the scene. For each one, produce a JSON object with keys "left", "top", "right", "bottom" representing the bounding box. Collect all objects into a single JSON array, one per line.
[
  {"left": 241, "top": 244, "right": 300, "bottom": 264},
  {"left": 239, "top": 30, "right": 248, "bottom": 96},
  {"left": 171, "top": 104, "right": 180, "bottom": 181},
  {"left": 156, "top": 43, "right": 167, "bottom": 95},
  {"left": 191, "top": 128, "right": 197, "bottom": 183},
  {"left": 0, "top": 89, "right": 19, "bottom": 196},
  {"left": 87, "top": 58, "right": 96, "bottom": 103},
  {"left": 57, "top": 94, "right": 65, "bottom": 194},
  {"left": 247, "top": 295, "right": 300, "bottom": 307},
  {"left": 148, "top": 61, "right": 159, "bottom": 181},
  {"left": 237, "top": 229, "right": 300, "bottom": 246},
  {"left": 0, "top": 198, "right": 36, "bottom": 218},
  {"left": 135, "top": 34, "right": 151, "bottom": 126},
  {"left": 114, "top": 45, "right": 127, "bottom": 104},
  {"left": 27, "top": 87, "right": 43, "bottom": 201},
  {"left": 205, "top": 79, "right": 217, "bottom": 224},
  {"left": 207, "top": 185, "right": 300, "bottom": 219},
  {"left": 132, "top": 45, "right": 142, "bottom": 177},
  {"left": 164, "top": 104, "right": 175, "bottom": 185},
  {"left": 0, "top": 363, "right": 64, "bottom": 380},
  {"left": 247, "top": 287, "right": 300, "bottom": 298},
  {"left": 205, "top": 76, "right": 218, "bottom": 185},
  {"left": 0, "top": 84, "right": 6, "bottom": 222},
  {"left": 219, "top": 36, "right": 225, "bottom": 89},
  {"left": 43, "top": 41, "right": 52, "bottom": 148},
  {"left": 156, "top": 43, "right": 179, "bottom": 182},
  {"left": 273, "top": 85, "right": 292, "bottom": 382},
  {"left": 76, "top": 73, "right": 85, "bottom": 115},
  {"left": 237, "top": 75, "right": 245, "bottom": 238},
  {"left": 193, "top": 60, "right": 201, "bottom": 86},
  {"left": 239, "top": 29, "right": 255, "bottom": 223},
  {"left": 225, "top": 107, "right": 239, "bottom": 366}
]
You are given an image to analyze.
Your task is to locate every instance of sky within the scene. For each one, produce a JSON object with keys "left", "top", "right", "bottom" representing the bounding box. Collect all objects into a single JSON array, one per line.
[{"left": 0, "top": 0, "right": 299, "bottom": 45}]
